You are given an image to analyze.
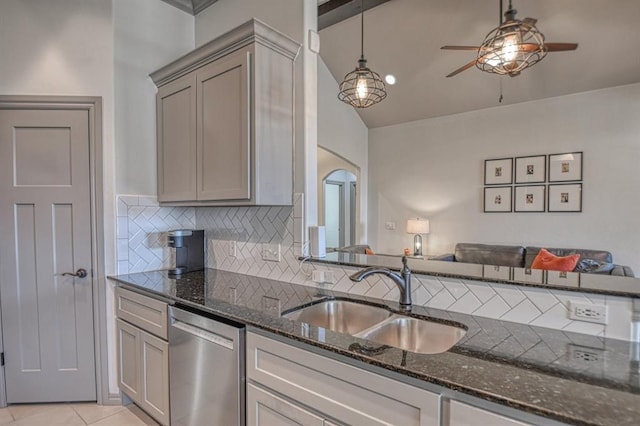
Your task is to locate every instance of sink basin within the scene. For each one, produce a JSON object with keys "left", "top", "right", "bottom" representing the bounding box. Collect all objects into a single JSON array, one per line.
[
  {"left": 284, "top": 299, "right": 466, "bottom": 354},
  {"left": 283, "top": 300, "right": 392, "bottom": 334},
  {"left": 357, "top": 315, "right": 466, "bottom": 354}
]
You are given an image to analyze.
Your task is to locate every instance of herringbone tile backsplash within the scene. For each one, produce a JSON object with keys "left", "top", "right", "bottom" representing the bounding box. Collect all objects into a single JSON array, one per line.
[
  {"left": 116, "top": 196, "right": 195, "bottom": 274},
  {"left": 116, "top": 194, "right": 634, "bottom": 341}
]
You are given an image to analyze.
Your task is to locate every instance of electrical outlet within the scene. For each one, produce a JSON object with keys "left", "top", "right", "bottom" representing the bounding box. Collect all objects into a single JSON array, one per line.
[
  {"left": 312, "top": 270, "right": 334, "bottom": 284},
  {"left": 567, "top": 344, "right": 605, "bottom": 365},
  {"left": 569, "top": 301, "right": 608, "bottom": 324},
  {"left": 262, "top": 243, "right": 281, "bottom": 262},
  {"left": 229, "top": 240, "right": 237, "bottom": 257},
  {"left": 384, "top": 222, "right": 396, "bottom": 230},
  {"left": 323, "top": 270, "right": 334, "bottom": 284}
]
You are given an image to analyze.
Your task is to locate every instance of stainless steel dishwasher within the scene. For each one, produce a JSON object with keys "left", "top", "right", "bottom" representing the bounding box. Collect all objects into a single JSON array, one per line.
[{"left": 169, "top": 306, "right": 245, "bottom": 426}]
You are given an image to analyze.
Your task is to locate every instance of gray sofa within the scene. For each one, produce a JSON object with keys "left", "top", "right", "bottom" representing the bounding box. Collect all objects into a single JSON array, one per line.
[
  {"left": 431, "top": 243, "right": 634, "bottom": 277},
  {"left": 329, "top": 245, "right": 372, "bottom": 254}
]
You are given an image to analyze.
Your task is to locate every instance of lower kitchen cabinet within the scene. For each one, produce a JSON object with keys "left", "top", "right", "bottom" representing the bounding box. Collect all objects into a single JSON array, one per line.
[
  {"left": 247, "top": 331, "right": 566, "bottom": 426},
  {"left": 116, "top": 319, "right": 170, "bottom": 425},
  {"left": 115, "top": 287, "right": 170, "bottom": 426},
  {"left": 448, "top": 400, "right": 531, "bottom": 426},
  {"left": 246, "top": 331, "right": 439, "bottom": 426},
  {"left": 247, "top": 383, "right": 324, "bottom": 426}
]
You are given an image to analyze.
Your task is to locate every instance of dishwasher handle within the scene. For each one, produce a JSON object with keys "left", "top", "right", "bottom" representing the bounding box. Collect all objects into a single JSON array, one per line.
[{"left": 171, "top": 319, "right": 235, "bottom": 350}]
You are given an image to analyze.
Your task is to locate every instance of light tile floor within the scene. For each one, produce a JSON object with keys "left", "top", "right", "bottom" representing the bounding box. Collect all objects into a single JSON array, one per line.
[{"left": 0, "top": 403, "right": 159, "bottom": 425}]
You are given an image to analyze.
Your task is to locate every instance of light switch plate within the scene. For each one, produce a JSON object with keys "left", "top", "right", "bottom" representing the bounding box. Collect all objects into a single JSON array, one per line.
[{"left": 309, "top": 29, "right": 320, "bottom": 53}]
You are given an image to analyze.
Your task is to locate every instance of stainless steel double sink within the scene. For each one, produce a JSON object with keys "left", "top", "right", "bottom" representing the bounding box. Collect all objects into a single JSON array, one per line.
[{"left": 283, "top": 299, "right": 466, "bottom": 354}]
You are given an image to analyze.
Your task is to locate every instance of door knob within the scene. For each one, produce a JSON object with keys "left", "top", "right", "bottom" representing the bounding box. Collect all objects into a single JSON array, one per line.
[{"left": 62, "top": 269, "right": 88, "bottom": 278}]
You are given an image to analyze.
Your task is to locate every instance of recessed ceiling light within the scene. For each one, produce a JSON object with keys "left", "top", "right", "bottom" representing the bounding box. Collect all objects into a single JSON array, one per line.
[{"left": 384, "top": 74, "right": 397, "bottom": 85}]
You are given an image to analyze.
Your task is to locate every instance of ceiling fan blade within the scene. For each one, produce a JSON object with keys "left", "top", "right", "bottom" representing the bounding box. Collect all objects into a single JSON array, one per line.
[
  {"left": 519, "top": 43, "right": 546, "bottom": 52},
  {"left": 446, "top": 60, "right": 477, "bottom": 78},
  {"left": 441, "top": 46, "right": 480, "bottom": 51},
  {"left": 545, "top": 42, "right": 579, "bottom": 52},
  {"left": 522, "top": 17, "right": 538, "bottom": 27}
]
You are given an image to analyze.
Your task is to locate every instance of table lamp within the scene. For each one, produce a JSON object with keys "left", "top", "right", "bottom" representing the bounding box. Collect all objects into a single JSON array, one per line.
[{"left": 406, "top": 218, "right": 430, "bottom": 256}]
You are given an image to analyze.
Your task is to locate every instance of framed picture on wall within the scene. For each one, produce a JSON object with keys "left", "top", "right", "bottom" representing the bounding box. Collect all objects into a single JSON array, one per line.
[
  {"left": 515, "top": 155, "right": 546, "bottom": 184},
  {"left": 548, "top": 152, "right": 583, "bottom": 182},
  {"left": 514, "top": 185, "right": 545, "bottom": 212},
  {"left": 548, "top": 183, "right": 582, "bottom": 212},
  {"left": 484, "top": 186, "right": 512, "bottom": 212},
  {"left": 484, "top": 158, "right": 513, "bottom": 185}
]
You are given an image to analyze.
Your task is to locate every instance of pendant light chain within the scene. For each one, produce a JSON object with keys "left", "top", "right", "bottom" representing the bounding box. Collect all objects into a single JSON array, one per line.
[
  {"left": 337, "top": 0, "right": 387, "bottom": 109},
  {"left": 360, "top": 0, "right": 365, "bottom": 60}
]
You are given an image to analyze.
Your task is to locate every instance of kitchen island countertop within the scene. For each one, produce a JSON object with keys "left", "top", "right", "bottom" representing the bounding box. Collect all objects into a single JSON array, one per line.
[{"left": 110, "top": 268, "right": 640, "bottom": 426}]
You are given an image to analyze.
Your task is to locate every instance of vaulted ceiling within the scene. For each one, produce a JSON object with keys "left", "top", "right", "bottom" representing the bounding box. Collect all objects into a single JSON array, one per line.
[{"left": 319, "top": 0, "right": 640, "bottom": 128}]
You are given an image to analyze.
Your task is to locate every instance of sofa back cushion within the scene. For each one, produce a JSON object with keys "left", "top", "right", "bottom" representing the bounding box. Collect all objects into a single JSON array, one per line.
[
  {"left": 525, "top": 247, "right": 613, "bottom": 269},
  {"left": 334, "top": 245, "right": 372, "bottom": 254},
  {"left": 454, "top": 243, "right": 525, "bottom": 267}
]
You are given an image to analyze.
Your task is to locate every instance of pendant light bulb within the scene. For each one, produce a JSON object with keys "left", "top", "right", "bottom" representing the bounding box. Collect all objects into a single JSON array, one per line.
[
  {"left": 500, "top": 33, "right": 520, "bottom": 63},
  {"left": 356, "top": 76, "right": 368, "bottom": 99}
]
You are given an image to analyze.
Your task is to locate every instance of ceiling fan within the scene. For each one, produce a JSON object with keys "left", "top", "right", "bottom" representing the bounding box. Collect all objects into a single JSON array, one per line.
[{"left": 441, "top": 0, "right": 578, "bottom": 78}]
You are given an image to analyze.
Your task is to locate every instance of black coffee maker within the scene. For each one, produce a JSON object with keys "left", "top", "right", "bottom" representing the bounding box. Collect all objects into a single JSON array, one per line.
[{"left": 167, "top": 229, "right": 204, "bottom": 276}]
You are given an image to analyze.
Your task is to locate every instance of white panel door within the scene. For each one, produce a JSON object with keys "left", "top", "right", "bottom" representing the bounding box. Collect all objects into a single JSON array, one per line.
[{"left": 0, "top": 108, "right": 96, "bottom": 402}]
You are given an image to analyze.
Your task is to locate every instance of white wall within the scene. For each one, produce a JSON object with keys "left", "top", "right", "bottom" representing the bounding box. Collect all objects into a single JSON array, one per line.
[
  {"left": 369, "top": 83, "right": 640, "bottom": 272},
  {"left": 195, "top": 0, "right": 303, "bottom": 47},
  {"left": 114, "top": 0, "right": 194, "bottom": 195},
  {"left": 317, "top": 58, "right": 369, "bottom": 243}
]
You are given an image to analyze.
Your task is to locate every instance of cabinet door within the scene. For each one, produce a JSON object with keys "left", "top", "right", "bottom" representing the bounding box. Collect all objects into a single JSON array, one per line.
[
  {"left": 116, "top": 319, "right": 140, "bottom": 401},
  {"left": 140, "top": 330, "right": 170, "bottom": 426},
  {"left": 449, "top": 401, "right": 532, "bottom": 426},
  {"left": 248, "top": 383, "right": 324, "bottom": 426},
  {"left": 157, "top": 73, "right": 197, "bottom": 202},
  {"left": 247, "top": 332, "right": 439, "bottom": 426},
  {"left": 197, "top": 49, "right": 251, "bottom": 201}
]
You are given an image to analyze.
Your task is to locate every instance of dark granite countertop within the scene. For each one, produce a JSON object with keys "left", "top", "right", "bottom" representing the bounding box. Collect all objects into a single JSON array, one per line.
[{"left": 110, "top": 268, "right": 640, "bottom": 426}]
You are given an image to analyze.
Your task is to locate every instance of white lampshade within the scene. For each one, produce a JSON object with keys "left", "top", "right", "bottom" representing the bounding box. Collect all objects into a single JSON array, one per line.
[{"left": 406, "top": 219, "right": 430, "bottom": 234}]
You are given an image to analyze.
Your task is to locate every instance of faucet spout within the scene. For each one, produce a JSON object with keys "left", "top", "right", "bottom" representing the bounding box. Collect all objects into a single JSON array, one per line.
[{"left": 350, "top": 256, "right": 412, "bottom": 310}]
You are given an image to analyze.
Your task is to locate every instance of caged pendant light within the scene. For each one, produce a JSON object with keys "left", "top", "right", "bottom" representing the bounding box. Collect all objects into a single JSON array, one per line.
[
  {"left": 338, "top": 0, "right": 387, "bottom": 108},
  {"left": 476, "top": 0, "right": 546, "bottom": 77}
]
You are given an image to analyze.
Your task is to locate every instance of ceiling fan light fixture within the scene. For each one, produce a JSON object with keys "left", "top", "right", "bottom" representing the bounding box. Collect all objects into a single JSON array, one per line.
[
  {"left": 476, "top": 8, "right": 547, "bottom": 76},
  {"left": 338, "top": 0, "right": 387, "bottom": 108}
]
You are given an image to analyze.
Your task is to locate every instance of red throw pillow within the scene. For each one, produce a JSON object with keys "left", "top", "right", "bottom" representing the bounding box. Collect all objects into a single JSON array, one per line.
[{"left": 531, "top": 248, "right": 580, "bottom": 272}]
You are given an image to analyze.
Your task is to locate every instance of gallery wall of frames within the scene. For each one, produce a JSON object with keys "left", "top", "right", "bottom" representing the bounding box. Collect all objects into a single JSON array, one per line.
[{"left": 483, "top": 152, "right": 583, "bottom": 213}]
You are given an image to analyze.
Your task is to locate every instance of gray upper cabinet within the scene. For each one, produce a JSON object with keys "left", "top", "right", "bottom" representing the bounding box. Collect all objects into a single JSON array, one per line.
[
  {"left": 156, "top": 74, "right": 197, "bottom": 203},
  {"left": 197, "top": 50, "right": 250, "bottom": 201},
  {"left": 151, "top": 19, "right": 300, "bottom": 206}
]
